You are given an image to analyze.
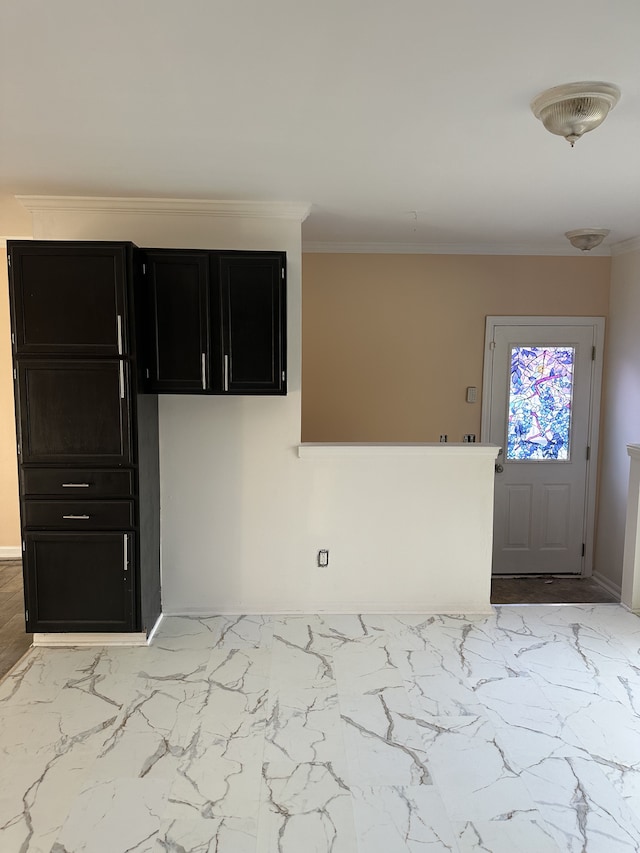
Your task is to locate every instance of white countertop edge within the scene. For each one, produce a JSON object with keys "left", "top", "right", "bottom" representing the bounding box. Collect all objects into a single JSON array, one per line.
[
  {"left": 628, "top": 444, "right": 640, "bottom": 461},
  {"left": 298, "top": 442, "right": 501, "bottom": 459}
]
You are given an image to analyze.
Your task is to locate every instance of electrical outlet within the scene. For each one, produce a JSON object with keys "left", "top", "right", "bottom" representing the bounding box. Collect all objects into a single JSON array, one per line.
[
  {"left": 317, "top": 549, "right": 329, "bottom": 568},
  {"left": 463, "top": 434, "right": 477, "bottom": 443},
  {"left": 439, "top": 434, "right": 448, "bottom": 443}
]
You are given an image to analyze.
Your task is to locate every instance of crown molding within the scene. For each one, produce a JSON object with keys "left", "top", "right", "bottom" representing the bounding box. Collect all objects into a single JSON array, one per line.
[
  {"left": 16, "top": 195, "right": 312, "bottom": 222},
  {"left": 610, "top": 235, "right": 640, "bottom": 256},
  {"left": 302, "top": 240, "right": 611, "bottom": 257}
]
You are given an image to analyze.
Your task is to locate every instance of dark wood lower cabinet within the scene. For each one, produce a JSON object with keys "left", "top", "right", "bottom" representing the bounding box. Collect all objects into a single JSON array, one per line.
[{"left": 23, "top": 532, "right": 134, "bottom": 632}]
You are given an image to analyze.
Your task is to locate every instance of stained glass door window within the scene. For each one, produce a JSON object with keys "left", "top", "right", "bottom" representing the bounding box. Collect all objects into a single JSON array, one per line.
[{"left": 507, "top": 346, "right": 575, "bottom": 460}]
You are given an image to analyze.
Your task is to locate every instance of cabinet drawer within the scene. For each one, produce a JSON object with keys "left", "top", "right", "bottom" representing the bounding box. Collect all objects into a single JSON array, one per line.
[
  {"left": 21, "top": 468, "right": 134, "bottom": 498},
  {"left": 23, "top": 500, "right": 135, "bottom": 530}
]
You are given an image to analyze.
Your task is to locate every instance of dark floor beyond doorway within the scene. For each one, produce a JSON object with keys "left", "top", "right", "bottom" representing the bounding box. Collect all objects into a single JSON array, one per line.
[
  {"left": 491, "top": 574, "right": 619, "bottom": 605},
  {"left": 0, "top": 560, "right": 32, "bottom": 681}
]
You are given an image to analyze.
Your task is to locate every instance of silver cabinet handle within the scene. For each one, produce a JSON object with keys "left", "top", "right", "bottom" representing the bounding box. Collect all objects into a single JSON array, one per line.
[
  {"left": 201, "top": 353, "right": 206, "bottom": 390},
  {"left": 119, "top": 361, "right": 125, "bottom": 399},
  {"left": 62, "top": 514, "right": 90, "bottom": 520},
  {"left": 62, "top": 483, "right": 90, "bottom": 488},
  {"left": 116, "top": 314, "right": 123, "bottom": 355},
  {"left": 124, "top": 534, "right": 128, "bottom": 572},
  {"left": 224, "top": 354, "right": 229, "bottom": 392}
]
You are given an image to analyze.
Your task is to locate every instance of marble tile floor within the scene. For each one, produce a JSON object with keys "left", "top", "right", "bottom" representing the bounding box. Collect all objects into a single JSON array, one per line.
[{"left": 2, "top": 605, "right": 640, "bottom": 851}]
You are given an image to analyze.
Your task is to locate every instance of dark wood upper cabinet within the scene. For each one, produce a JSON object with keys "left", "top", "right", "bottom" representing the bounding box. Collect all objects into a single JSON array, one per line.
[
  {"left": 16, "top": 359, "right": 132, "bottom": 466},
  {"left": 218, "top": 253, "right": 286, "bottom": 394},
  {"left": 142, "top": 249, "right": 286, "bottom": 395},
  {"left": 145, "top": 251, "right": 211, "bottom": 392},
  {"left": 9, "top": 243, "right": 129, "bottom": 356}
]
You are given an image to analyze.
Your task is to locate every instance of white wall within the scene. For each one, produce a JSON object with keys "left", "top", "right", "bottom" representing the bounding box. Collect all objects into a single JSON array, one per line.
[
  {"left": 25, "top": 198, "right": 497, "bottom": 614},
  {"left": 296, "top": 444, "right": 497, "bottom": 613},
  {"left": 595, "top": 246, "right": 640, "bottom": 591}
]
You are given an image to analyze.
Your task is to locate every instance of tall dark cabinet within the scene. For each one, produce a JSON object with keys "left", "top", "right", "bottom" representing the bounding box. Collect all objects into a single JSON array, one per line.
[{"left": 8, "top": 241, "right": 160, "bottom": 635}]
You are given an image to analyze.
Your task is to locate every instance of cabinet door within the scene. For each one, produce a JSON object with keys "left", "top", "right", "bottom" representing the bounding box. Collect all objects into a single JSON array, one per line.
[
  {"left": 9, "top": 243, "right": 129, "bottom": 356},
  {"left": 218, "top": 253, "right": 286, "bottom": 394},
  {"left": 23, "top": 532, "right": 134, "bottom": 632},
  {"left": 146, "top": 251, "right": 210, "bottom": 392},
  {"left": 17, "top": 359, "right": 132, "bottom": 465}
]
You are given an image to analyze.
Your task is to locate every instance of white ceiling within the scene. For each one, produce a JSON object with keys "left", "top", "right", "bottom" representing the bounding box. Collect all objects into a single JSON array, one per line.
[{"left": 2, "top": 0, "right": 639, "bottom": 253}]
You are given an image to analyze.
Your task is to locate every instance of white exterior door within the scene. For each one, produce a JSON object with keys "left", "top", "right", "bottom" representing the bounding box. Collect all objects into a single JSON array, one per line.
[{"left": 482, "top": 317, "right": 604, "bottom": 576}]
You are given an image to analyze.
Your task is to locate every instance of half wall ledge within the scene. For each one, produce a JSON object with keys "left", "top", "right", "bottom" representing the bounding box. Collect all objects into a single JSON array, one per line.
[{"left": 298, "top": 442, "right": 501, "bottom": 458}]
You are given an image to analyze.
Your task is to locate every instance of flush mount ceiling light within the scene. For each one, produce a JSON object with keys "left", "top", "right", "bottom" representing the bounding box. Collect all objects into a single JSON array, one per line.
[
  {"left": 565, "top": 228, "right": 610, "bottom": 252},
  {"left": 531, "top": 82, "right": 620, "bottom": 147}
]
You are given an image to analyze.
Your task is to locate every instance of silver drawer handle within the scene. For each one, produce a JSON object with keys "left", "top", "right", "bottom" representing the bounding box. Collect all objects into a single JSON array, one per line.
[
  {"left": 62, "top": 514, "right": 91, "bottom": 520},
  {"left": 62, "top": 483, "right": 91, "bottom": 488}
]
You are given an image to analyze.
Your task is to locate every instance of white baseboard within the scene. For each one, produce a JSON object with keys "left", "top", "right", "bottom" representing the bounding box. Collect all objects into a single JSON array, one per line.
[
  {"left": 33, "top": 632, "right": 148, "bottom": 647},
  {"left": 591, "top": 571, "right": 621, "bottom": 599},
  {"left": 162, "top": 603, "right": 494, "bottom": 616},
  {"left": 0, "top": 546, "right": 21, "bottom": 560}
]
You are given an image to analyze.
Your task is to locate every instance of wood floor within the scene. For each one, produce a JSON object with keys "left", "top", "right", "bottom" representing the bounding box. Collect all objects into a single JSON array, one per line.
[{"left": 0, "top": 560, "right": 32, "bottom": 680}]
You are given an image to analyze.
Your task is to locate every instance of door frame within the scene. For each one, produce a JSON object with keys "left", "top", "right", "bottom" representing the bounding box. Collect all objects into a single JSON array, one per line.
[{"left": 481, "top": 316, "right": 605, "bottom": 577}]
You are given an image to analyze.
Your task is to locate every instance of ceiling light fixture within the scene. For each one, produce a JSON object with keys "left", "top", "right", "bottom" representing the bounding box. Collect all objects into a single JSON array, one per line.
[
  {"left": 531, "top": 82, "right": 620, "bottom": 147},
  {"left": 565, "top": 228, "right": 610, "bottom": 252}
]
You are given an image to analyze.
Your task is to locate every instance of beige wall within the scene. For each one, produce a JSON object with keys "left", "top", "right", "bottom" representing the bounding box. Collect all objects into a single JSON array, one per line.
[
  {"left": 0, "top": 248, "right": 20, "bottom": 549},
  {"left": 302, "top": 253, "right": 611, "bottom": 442},
  {"left": 0, "top": 191, "right": 31, "bottom": 550}
]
